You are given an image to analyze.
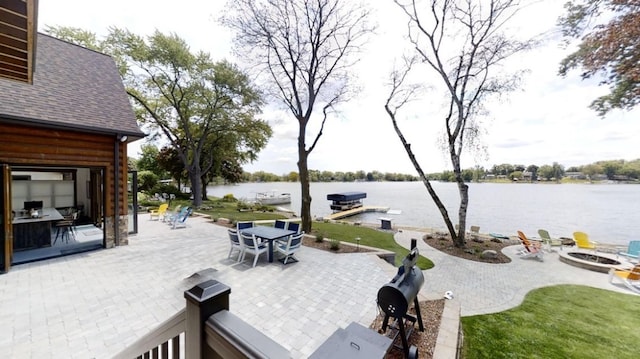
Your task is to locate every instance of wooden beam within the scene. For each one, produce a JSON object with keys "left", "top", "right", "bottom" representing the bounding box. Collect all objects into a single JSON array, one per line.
[{"left": 0, "top": 0, "right": 36, "bottom": 83}]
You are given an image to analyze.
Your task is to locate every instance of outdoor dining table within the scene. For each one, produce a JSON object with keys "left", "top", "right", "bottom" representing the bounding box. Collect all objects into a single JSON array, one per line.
[{"left": 241, "top": 226, "right": 296, "bottom": 263}]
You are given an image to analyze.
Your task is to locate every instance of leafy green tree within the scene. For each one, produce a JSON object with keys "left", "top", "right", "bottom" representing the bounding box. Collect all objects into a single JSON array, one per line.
[
  {"left": 510, "top": 171, "right": 523, "bottom": 181},
  {"left": 526, "top": 164, "right": 539, "bottom": 181},
  {"left": 538, "top": 165, "right": 554, "bottom": 181},
  {"left": 44, "top": 25, "right": 104, "bottom": 51},
  {"left": 127, "top": 157, "right": 138, "bottom": 171},
  {"left": 286, "top": 172, "right": 299, "bottom": 182},
  {"left": 137, "top": 144, "right": 166, "bottom": 178},
  {"left": 222, "top": 0, "right": 374, "bottom": 233},
  {"left": 582, "top": 163, "right": 603, "bottom": 179},
  {"left": 386, "top": 0, "right": 536, "bottom": 247},
  {"left": 45, "top": 26, "right": 271, "bottom": 208},
  {"left": 558, "top": 0, "right": 640, "bottom": 115},
  {"left": 157, "top": 146, "right": 188, "bottom": 189},
  {"left": 599, "top": 160, "right": 624, "bottom": 179},
  {"left": 552, "top": 162, "right": 565, "bottom": 182},
  {"left": 461, "top": 169, "right": 474, "bottom": 182},
  {"left": 137, "top": 171, "right": 159, "bottom": 193},
  {"left": 492, "top": 164, "right": 515, "bottom": 176},
  {"left": 321, "top": 171, "right": 334, "bottom": 182},
  {"left": 107, "top": 29, "right": 269, "bottom": 207}
]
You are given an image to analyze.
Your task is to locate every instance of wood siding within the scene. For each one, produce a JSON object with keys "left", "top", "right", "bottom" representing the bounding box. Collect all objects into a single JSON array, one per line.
[{"left": 0, "top": 122, "right": 128, "bottom": 216}]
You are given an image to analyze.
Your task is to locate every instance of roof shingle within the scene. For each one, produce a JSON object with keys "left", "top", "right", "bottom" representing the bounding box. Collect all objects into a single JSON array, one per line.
[{"left": 0, "top": 33, "right": 144, "bottom": 138}]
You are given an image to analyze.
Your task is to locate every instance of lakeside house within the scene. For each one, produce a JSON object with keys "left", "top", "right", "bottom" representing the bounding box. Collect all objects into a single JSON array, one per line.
[{"left": 0, "top": 1, "right": 145, "bottom": 273}]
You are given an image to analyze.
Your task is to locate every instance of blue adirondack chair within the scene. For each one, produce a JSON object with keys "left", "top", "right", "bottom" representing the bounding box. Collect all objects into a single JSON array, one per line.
[{"left": 170, "top": 207, "right": 192, "bottom": 229}]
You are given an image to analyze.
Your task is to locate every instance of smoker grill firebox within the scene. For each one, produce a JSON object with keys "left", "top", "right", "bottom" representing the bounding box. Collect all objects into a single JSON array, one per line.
[
  {"left": 377, "top": 263, "right": 424, "bottom": 317},
  {"left": 376, "top": 238, "right": 424, "bottom": 359}
]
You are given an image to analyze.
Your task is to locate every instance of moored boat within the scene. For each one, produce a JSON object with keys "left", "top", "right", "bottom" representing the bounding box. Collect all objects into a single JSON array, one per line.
[{"left": 255, "top": 191, "right": 291, "bottom": 205}]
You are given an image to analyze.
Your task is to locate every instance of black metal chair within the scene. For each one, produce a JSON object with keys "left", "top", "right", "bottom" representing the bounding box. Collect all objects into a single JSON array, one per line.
[{"left": 54, "top": 211, "right": 77, "bottom": 244}]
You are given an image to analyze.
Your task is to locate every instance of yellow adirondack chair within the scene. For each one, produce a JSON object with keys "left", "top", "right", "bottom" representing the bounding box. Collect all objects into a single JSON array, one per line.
[
  {"left": 609, "top": 264, "right": 640, "bottom": 294},
  {"left": 149, "top": 203, "right": 169, "bottom": 221},
  {"left": 573, "top": 231, "right": 598, "bottom": 250}
]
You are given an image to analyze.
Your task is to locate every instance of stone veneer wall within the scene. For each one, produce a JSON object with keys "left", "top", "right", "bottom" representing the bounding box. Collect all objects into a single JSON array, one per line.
[{"left": 104, "top": 215, "right": 129, "bottom": 248}]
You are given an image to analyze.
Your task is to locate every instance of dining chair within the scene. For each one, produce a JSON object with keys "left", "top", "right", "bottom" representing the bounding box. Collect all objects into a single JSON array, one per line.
[
  {"left": 287, "top": 222, "right": 300, "bottom": 233},
  {"left": 274, "top": 220, "right": 287, "bottom": 229},
  {"left": 227, "top": 229, "right": 243, "bottom": 261},
  {"left": 240, "top": 232, "right": 268, "bottom": 268},
  {"left": 275, "top": 232, "right": 304, "bottom": 265},
  {"left": 54, "top": 211, "right": 78, "bottom": 244},
  {"left": 237, "top": 221, "right": 254, "bottom": 232}
]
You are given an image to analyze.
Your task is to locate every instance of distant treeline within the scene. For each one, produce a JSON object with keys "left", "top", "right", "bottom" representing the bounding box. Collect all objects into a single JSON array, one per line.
[
  {"left": 432, "top": 159, "right": 640, "bottom": 182},
  {"left": 240, "top": 159, "right": 640, "bottom": 183},
  {"left": 242, "top": 169, "right": 419, "bottom": 182}
]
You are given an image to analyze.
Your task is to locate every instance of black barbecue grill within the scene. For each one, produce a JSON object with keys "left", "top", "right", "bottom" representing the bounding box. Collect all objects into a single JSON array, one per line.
[
  {"left": 376, "top": 238, "right": 425, "bottom": 359},
  {"left": 310, "top": 238, "right": 427, "bottom": 359}
]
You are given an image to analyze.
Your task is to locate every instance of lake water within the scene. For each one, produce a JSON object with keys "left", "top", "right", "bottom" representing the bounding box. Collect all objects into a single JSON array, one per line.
[{"left": 207, "top": 181, "right": 640, "bottom": 246}]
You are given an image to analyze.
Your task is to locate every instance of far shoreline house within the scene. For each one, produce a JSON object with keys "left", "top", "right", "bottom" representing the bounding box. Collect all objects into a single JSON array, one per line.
[{"left": 0, "top": 3, "right": 145, "bottom": 273}]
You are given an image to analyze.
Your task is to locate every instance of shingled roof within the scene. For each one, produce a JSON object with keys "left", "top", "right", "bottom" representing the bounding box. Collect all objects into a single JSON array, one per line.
[{"left": 0, "top": 33, "right": 144, "bottom": 138}]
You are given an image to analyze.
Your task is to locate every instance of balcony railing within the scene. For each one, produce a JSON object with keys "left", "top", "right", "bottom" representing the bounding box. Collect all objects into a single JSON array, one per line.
[{"left": 113, "top": 280, "right": 290, "bottom": 359}]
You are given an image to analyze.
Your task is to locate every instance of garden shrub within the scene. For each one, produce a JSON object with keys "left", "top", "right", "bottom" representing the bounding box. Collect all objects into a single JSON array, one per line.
[
  {"left": 222, "top": 193, "right": 237, "bottom": 202},
  {"left": 329, "top": 239, "right": 341, "bottom": 251}
]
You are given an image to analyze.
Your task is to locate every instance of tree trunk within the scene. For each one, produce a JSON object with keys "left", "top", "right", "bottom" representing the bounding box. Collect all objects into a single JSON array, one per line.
[
  {"left": 298, "top": 152, "right": 312, "bottom": 234},
  {"left": 454, "top": 180, "right": 469, "bottom": 247},
  {"left": 189, "top": 167, "right": 203, "bottom": 208},
  {"left": 450, "top": 145, "right": 468, "bottom": 247},
  {"left": 201, "top": 179, "right": 208, "bottom": 201}
]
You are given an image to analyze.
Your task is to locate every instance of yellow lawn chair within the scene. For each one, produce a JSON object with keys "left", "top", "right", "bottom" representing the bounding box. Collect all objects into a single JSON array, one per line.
[
  {"left": 609, "top": 264, "right": 640, "bottom": 294},
  {"left": 573, "top": 231, "right": 598, "bottom": 250},
  {"left": 149, "top": 203, "right": 169, "bottom": 221}
]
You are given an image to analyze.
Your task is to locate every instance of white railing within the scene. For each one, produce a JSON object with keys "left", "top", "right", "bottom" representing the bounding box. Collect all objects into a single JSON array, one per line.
[{"left": 112, "top": 308, "right": 185, "bottom": 359}]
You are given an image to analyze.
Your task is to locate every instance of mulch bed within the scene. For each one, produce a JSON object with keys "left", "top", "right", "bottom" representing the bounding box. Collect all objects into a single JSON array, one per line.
[
  {"left": 423, "top": 232, "right": 514, "bottom": 263},
  {"left": 301, "top": 235, "right": 373, "bottom": 253}
]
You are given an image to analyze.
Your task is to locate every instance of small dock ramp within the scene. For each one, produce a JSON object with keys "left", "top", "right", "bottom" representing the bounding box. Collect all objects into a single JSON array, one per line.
[{"left": 323, "top": 206, "right": 390, "bottom": 221}]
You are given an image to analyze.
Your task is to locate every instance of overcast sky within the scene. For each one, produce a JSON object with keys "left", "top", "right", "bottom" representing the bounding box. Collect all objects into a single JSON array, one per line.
[{"left": 38, "top": 0, "right": 639, "bottom": 175}]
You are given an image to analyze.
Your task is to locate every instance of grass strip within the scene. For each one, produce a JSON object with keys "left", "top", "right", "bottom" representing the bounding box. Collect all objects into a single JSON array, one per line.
[{"left": 461, "top": 285, "right": 640, "bottom": 359}]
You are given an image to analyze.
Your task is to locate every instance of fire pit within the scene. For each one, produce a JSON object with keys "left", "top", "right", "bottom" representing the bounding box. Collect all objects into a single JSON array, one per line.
[{"left": 558, "top": 251, "right": 623, "bottom": 273}]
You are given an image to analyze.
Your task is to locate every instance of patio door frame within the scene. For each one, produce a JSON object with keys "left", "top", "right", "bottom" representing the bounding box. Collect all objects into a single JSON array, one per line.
[
  {"left": 1, "top": 164, "right": 12, "bottom": 273},
  {"left": 90, "top": 168, "right": 104, "bottom": 228}
]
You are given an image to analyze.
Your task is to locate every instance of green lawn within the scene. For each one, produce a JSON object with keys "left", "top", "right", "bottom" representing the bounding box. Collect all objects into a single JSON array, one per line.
[
  {"left": 152, "top": 197, "right": 434, "bottom": 269},
  {"left": 461, "top": 285, "right": 640, "bottom": 359},
  {"left": 311, "top": 221, "right": 433, "bottom": 269}
]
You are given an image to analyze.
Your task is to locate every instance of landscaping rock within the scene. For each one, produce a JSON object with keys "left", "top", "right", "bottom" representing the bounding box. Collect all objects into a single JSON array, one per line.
[{"left": 481, "top": 250, "right": 498, "bottom": 259}]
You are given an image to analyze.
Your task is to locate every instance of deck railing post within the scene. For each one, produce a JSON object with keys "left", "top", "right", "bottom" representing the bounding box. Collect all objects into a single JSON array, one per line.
[{"left": 184, "top": 280, "right": 231, "bottom": 359}]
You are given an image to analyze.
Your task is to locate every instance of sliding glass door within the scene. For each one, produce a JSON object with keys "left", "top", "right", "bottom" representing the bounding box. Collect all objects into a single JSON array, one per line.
[{"left": 1, "top": 164, "right": 12, "bottom": 273}]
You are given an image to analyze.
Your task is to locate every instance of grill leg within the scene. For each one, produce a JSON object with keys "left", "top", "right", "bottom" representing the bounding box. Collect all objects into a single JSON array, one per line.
[
  {"left": 398, "top": 319, "right": 410, "bottom": 359},
  {"left": 381, "top": 314, "right": 390, "bottom": 332},
  {"left": 414, "top": 297, "right": 424, "bottom": 331}
]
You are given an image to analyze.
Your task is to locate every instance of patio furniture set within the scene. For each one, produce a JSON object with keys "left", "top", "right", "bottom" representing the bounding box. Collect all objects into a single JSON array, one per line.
[{"left": 227, "top": 220, "right": 303, "bottom": 267}]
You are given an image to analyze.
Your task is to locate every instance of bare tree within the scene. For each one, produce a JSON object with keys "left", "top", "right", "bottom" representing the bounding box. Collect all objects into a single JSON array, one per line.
[
  {"left": 222, "top": 0, "right": 373, "bottom": 233},
  {"left": 387, "top": 0, "right": 535, "bottom": 247}
]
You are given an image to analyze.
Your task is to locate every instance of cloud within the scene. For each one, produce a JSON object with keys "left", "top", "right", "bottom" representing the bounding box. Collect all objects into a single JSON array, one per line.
[{"left": 41, "top": 0, "right": 640, "bottom": 175}]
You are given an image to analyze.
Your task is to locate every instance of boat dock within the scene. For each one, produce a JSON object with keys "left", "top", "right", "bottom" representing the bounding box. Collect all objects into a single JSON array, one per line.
[{"left": 323, "top": 205, "right": 390, "bottom": 220}]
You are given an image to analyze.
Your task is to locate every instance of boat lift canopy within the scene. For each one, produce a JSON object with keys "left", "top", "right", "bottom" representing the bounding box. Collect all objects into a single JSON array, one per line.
[{"left": 326, "top": 192, "right": 367, "bottom": 202}]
